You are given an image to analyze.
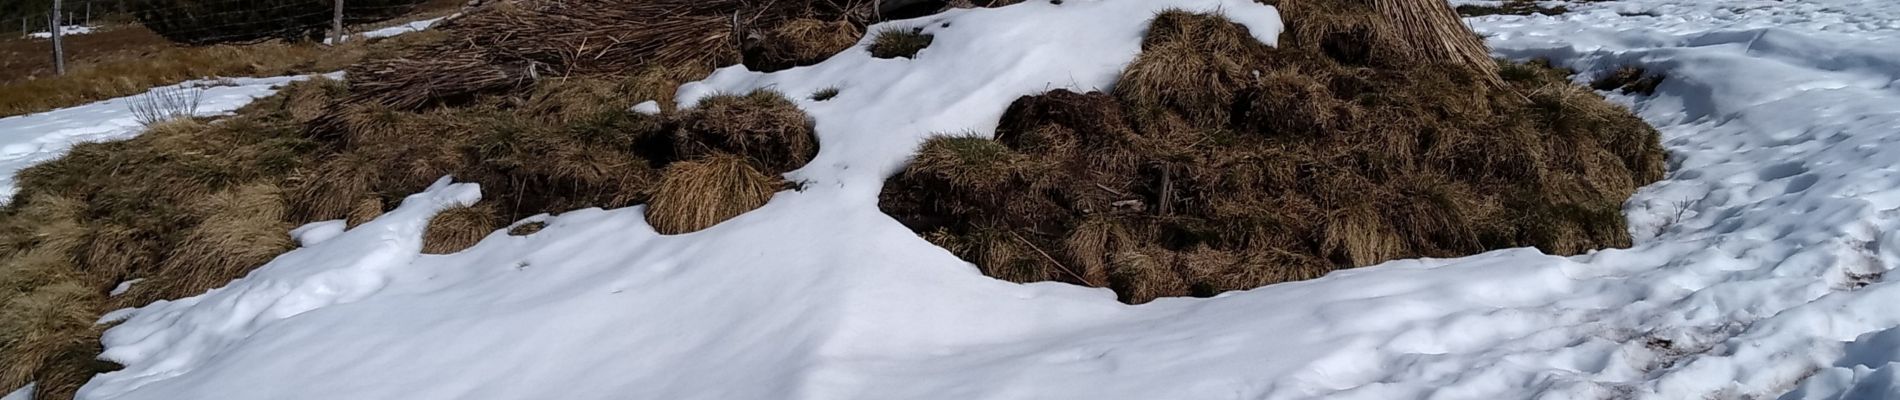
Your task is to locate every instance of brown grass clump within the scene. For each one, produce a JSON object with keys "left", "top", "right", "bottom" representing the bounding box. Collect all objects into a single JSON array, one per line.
[
  {"left": 745, "top": 18, "right": 866, "bottom": 72},
  {"left": 647, "top": 155, "right": 784, "bottom": 234},
  {"left": 423, "top": 205, "right": 501, "bottom": 254},
  {"left": 1272, "top": 0, "right": 1497, "bottom": 77},
  {"left": 880, "top": 11, "right": 1664, "bottom": 303},
  {"left": 672, "top": 91, "right": 819, "bottom": 171},
  {"left": 868, "top": 27, "right": 934, "bottom": 59}
]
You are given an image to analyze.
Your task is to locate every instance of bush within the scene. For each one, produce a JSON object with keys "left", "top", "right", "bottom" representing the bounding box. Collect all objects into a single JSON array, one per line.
[
  {"left": 132, "top": 0, "right": 428, "bottom": 45},
  {"left": 128, "top": 85, "right": 204, "bottom": 126}
]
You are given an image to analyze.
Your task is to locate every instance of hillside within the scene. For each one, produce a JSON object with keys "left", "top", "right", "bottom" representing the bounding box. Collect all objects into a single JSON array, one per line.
[{"left": 2, "top": 0, "right": 1900, "bottom": 398}]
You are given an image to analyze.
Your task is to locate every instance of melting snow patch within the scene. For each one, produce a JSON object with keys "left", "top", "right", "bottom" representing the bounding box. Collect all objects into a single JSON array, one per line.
[
  {"left": 26, "top": 25, "right": 92, "bottom": 38},
  {"left": 630, "top": 100, "right": 662, "bottom": 115},
  {"left": 0, "top": 73, "right": 336, "bottom": 204},
  {"left": 324, "top": 17, "right": 447, "bottom": 45}
]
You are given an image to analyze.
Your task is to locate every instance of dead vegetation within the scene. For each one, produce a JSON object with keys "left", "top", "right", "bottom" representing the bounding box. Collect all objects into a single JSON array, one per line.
[
  {"left": 0, "top": 1, "right": 827, "bottom": 391},
  {"left": 341, "top": 0, "right": 876, "bottom": 111},
  {"left": 745, "top": 18, "right": 866, "bottom": 72},
  {"left": 868, "top": 27, "right": 933, "bottom": 59},
  {"left": 648, "top": 155, "right": 784, "bottom": 234},
  {"left": 1592, "top": 66, "right": 1665, "bottom": 95},
  {"left": 881, "top": 9, "right": 1664, "bottom": 303},
  {"left": 1455, "top": 0, "right": 1570, "bottom": 16}
]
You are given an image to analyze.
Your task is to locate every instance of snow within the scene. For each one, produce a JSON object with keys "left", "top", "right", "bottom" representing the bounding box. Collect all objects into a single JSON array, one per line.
[
  {"left": 108, "top": 279, "right": 144, "bottom": 297},
  {"left": 0, "top": 74, "right": 332, "bottom": 204},
  {"left": 26, "top": 25, "right": 93, "bottom": 39},
  {"left": 288, "top": 220, "right": 348, "bottom": 247},
  {"left": 1, "top": 384, "right": 29, "bottom": 400},
  {"left": 629, "top": 100, "right": 661, "bottom": 115},
  {"left": 60, "top": 0, "right": 1900, "bottom": 399},
  {"left": 324, "top": 17, "right": 445, "bottom": 45}
]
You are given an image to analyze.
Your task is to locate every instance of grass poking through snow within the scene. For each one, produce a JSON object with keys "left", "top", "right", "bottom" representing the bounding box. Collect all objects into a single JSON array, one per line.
[{"left": 869, "top": 27, "right": 934, "bottom": 59}]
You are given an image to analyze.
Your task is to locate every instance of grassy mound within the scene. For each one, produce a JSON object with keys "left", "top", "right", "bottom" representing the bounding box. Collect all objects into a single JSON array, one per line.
[
  {"left": 0, "top": 13, "right": 821, "bottom": 393},
  {"left": 879, "top": 10, "right": 1665, "bottom": 304}
]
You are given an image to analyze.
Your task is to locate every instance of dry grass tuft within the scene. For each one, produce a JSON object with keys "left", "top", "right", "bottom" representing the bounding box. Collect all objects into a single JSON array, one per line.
[
  {"left": 746, "top": 18, "right": 865, "bottom": 72},
  {"left": 868, "top": 27, "right": 933, "bottom": 59},
  {"left": 673, "top": 91, "right": 819, "bottom": 172},
  {"left": 647, "top": 155, "right": 783, "bottom": 235},
  {"left": 423, "top": 205, "right": 501, "bottom": 254},
  {"left": 880, "top": 11, "right": 1665, "bottom": 303}
]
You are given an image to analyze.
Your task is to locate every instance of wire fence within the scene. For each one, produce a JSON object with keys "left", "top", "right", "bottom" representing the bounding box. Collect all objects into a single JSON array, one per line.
[
  {"left": 0, "top": 0, "right": 440, "bottom": 82},
  {"left": 10, "top": 0, "right": 442, "bottom": 71}
]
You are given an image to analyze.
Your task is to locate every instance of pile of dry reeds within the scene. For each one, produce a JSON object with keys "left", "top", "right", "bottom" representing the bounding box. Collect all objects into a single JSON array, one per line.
[{"left": 880, "top": 10, "right": 1664, "bottom": 304}]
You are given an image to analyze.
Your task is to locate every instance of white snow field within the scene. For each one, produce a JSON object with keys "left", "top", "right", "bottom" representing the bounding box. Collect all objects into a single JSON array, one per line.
[
  {"left": 0, "top": 74, "right": 327, "bottom": 204},
  {"left": 56, "top": 0, "right": 1900, "bottom": 399}
]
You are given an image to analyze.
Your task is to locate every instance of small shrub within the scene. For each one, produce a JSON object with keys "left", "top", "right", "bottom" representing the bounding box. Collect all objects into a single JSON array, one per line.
[
  {"left": 129, "top": 85, "right": 204, "bottom": 126},
  {"left": 672, "top": 91, "right": 818, "bottom": 172},
  {"left": 868, "top": 27, "right": 933, "bottom": 59},
  {"left": 745, "top": 18, "right": 864, "bottom": 72},
  {"left": 423, "top": 205, "right": 500, "bottom": 254}
]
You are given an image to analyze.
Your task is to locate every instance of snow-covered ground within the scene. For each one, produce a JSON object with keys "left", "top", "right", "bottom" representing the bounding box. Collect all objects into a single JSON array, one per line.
[
  {"left": 324, "top": 17, "right": 445, "bottom": 45},
  {"left": 0, "top": 74, "right": 328, "bottom": 204},
  {"left": 49, "top": 0, "right": 1900, "bottom": 399},
  {"left": 25, "top": 25, "right": 93, "bottom": 39}
]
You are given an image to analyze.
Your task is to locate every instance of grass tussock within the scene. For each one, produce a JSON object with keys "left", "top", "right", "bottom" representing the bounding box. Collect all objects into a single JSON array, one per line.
[
  {"left": 647, "top": 155, "right": 783, "bottom": 234},
  {"left": 880, "top": 11, "right": 1664, "bottom": 303},
  {"left": 423, "top": 205, "right": 501, "bottom": 254},
  {"left": 745, "top": 18, "right": 865, "bottom": 72},
  {"left": 868, "top": 27, "right": 933, "bottom": 59},
  {"left": 507, "top": 221, "right": 548, "bottom": 236},
  {"left": 672, "top": 91, "right": 819, "bottom": 172}
]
